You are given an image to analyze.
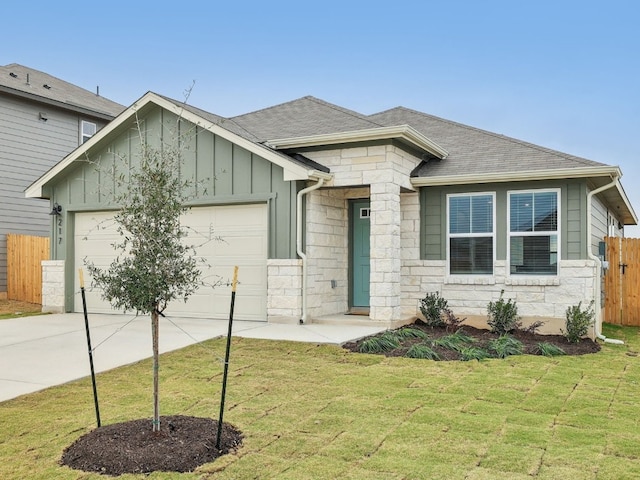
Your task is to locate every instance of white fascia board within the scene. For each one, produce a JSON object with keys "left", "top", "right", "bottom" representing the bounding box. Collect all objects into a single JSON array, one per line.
[
  {"left": 412, "top": 164, "right": 637, "bottom": 225},
  {"left": 266, "top": 125, "right": 449, "bottom": 159},
  {"left": 26, "top": 93, "right": 314, "bottom": 199},
  {"left": 613, "top": 179, "right": 639, "bottom": 225},
  {"left": 410, "top": 166, "right": 622, "bottom": 187}
]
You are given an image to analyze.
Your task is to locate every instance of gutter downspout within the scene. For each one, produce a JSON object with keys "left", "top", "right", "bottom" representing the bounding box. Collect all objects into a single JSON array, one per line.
[
  {"left": 296, "top": 176, "right": 326, "bottom": 324},
  {"left": 587, "top": 176, "right": 625, "bottom": 344}
]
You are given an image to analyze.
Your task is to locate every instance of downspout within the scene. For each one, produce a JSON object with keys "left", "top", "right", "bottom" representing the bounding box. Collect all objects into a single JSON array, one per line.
[
  {"left": 296, "top": 176, "right": 326, "bottom": 324},
  {"left": 586, "top": 176, "right": 624, "bottom": 344}
]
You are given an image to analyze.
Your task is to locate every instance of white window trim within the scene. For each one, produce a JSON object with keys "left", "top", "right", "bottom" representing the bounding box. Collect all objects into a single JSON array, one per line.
[
  {"left": 446, "top": 192, "right": 496, "bottom": 276},
  {"left": 507, "top": 187, "right": 561, "bottom": 276},
  {"left": 80, "top": 120, "right": 97, "bottom": 144}
]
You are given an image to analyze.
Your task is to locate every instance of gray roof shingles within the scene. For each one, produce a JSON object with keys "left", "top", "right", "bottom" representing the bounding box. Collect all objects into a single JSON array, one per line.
[
  {"left": 230, "top": 96, "right": 384, "bottom": 142},
  {"left": 0, "top": 63, "right": 125, "bottom": 118},
  {"left": 223, "top": 95, "right": 609, "bottom": 179},
  {"left": 368, "top": 106, "right": 605, "bottom": 177}
]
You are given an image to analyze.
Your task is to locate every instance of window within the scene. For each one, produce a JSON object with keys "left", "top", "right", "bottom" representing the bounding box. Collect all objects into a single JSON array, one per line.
[
  {"left": 81, "top": 120, "right": 97, "bottom": 144},
  {"left": 508, "top": 189, "right": 559, "bottom": 275},
  {"left": 447, "top": 193, "right": 495, "bottom": 274}
]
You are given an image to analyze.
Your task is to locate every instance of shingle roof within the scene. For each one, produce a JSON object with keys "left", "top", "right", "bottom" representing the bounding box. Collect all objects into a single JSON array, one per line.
[
  {"left": 227, "top": 96, "right": 608, "bottom": 179},
  {"left": 230, "top": 96, "right": 383, "bottom": 141},
  {"left": 0, "top": 63, "right": 125, "bottom": 118},
  {"left": 158, "top": 94, "right": 330, "bottom": 173},
  {"left": 367, "top": 106, "right": 606, "bottom": 177}
]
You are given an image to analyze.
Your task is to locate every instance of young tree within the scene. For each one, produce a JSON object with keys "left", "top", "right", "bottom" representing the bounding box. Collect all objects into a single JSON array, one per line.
[{"left": 87, "top": 141, "right": 201, "bottom": 432}]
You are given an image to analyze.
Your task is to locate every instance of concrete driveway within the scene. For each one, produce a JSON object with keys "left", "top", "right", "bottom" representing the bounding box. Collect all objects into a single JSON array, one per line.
[{"left": 0, "top": 313, "right": 384, "bottom": 403}]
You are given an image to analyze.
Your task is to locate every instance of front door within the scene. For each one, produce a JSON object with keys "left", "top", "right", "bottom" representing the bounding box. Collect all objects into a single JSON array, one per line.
[{"left": 351, "top": 199, "right": 370, "bottom": 309}]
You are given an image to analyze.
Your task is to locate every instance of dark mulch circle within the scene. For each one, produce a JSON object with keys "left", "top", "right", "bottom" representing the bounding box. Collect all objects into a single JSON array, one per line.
[
  {"left": 60, "top": 415, "right": 242, "bottom": 476},
  {"left": 343, "top": 320, "right": 601, "bottom": 360}
]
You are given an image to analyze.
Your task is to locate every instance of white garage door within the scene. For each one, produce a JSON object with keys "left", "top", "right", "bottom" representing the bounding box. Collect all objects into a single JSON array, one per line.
[{"left": 74, "top": 204, "right": 268, "bottom": 321}]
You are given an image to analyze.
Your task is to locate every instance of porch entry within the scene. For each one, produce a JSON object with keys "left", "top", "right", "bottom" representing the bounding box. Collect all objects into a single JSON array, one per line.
[
  {"left": 604, "top": 236, "right": 640, "bottom": 326},
  {"left": 350, "top": 199, "right": 370, "bottom": 310}
]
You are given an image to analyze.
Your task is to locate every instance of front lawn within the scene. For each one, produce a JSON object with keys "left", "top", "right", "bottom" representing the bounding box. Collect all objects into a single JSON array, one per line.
[{"left": 1, "top": 323, "right": 639, "bottom": 479}]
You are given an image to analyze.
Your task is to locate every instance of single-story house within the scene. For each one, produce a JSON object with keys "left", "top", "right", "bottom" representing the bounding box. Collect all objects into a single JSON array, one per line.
[{"left": 26, "top": 92, "right": 637, "bottom": 338}]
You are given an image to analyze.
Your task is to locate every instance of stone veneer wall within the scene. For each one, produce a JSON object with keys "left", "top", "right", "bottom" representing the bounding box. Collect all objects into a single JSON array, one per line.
[
  {"left": 41, "top": 260, "right": 65, "bottom": 313},
  {"left": 400, "top": 191, "right": 598, "bottom": 333},
  {"left": 302, "top": 145, "right": 419, "bottom": 324},
  {"left": 305, "top": 188, "right": 374, "bottom": 319},
  {"left": 266, "top": 259, "right": 302, "bottom": 323}
]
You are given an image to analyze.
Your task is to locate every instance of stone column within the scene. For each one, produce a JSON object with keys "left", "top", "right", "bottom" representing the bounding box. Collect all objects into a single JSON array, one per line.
[
  {"left": 369, "top": 181, "right": 402, "bottom": 323},
  {"left": 42, "top": 260, "right": 65, "bottom": 313}
]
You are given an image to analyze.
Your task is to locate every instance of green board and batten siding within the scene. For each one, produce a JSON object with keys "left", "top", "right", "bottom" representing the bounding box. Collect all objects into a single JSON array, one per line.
[
  {"left": 44, "top": 106, "right": 300, "bottom": 311},
  {"left": 420, "top": 180, "right": 588, "bottom": 261}
]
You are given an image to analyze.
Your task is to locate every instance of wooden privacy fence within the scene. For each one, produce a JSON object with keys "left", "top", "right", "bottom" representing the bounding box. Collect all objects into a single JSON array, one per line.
[
  {"left": 604, "top": 236, "right": 640, "bottom": 326},
  {"left": 7, "top": 234, "right": 50, "bottom": 304}
]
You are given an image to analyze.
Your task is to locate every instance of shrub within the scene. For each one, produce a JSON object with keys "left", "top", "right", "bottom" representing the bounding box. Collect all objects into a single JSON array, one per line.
[
  {"left": 563, "top": 301, "right": 595, "bottom": 343},
  {"left": 442, "top": 308, "right": 465, "bottom": 331},
  {"left": 406, "top": 344, "right": 440, "bottom": 360},
  {"left": 488, "top": 335, "right": 524, "bottom": 358},
  {"left": 522, "top": 320, "right": 545, "bottom": 335},
  {"left": 419, "top": 292, "right": 448, "bottom": 327},
  {"left": 535, "top": 342, "right": 566, "bottom": 357},
  {"left": 487, "top": 290, "right": 521, "bottom": 335}
]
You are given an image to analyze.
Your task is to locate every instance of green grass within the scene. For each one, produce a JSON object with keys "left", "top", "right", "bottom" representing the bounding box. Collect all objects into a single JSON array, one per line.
[{"left": 1, "top": 323, "right": 639, "bottom": 479}]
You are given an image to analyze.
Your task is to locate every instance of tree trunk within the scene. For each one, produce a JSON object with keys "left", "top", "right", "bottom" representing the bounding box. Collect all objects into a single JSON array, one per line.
[{"left": 151, "top": 309, "right": 160, "bottom": 432}]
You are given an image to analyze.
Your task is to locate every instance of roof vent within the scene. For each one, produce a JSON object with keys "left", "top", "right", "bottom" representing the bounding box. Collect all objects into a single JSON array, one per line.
[
  {"left": 9, "top": 72, "right": 17, "bottom": 78},
  {"left": 43, "top": 84, "right": 51, "bottom": 89}
]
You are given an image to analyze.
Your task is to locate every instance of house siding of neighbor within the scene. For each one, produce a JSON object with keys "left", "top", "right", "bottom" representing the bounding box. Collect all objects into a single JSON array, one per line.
[
  {"left": 27, "top": 93, "right": 637, "bottom": 338},
  {"left": 0, "top": 64, "right": 124, "bottom": 298}
]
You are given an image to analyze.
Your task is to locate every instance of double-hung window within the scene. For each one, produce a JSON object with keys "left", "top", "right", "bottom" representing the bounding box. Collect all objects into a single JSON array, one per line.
[
  {"left": 81, "top": 120, "right": 97, "bottom": 144},
  {"left": 447, "top": 193, "right": 495, "bottom": 274},
  {"left": 508, "top": 189, "right": 559, "bottom": 275}
]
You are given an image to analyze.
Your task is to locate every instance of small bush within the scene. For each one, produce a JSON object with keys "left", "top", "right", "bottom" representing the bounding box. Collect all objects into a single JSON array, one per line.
[
  {"left": 563, "top": 301, "right": 595, "bottom": 343},
  {"left": 535, "top": 342, "right": 566, "bottom": 357},
  {"left": 358, "top": 331, "right": 400, "bottom": 353},
  {"left": 442, "top": 308, "right": 465, "bottom": 331},
  {"left": 522, "top": 320, "right": 545, "bottom": 335},
  {"left": 488, "top": 335, "right": 524, "bottom": 358},
  {"left": 487, "top": 290, "right": 521, "bottom": 335},
  {"left": 406, "top": 344, "right": 440, "bottom": 360},
  {"left": 419, "top": 292, "right": 448, "bottom": 327}
]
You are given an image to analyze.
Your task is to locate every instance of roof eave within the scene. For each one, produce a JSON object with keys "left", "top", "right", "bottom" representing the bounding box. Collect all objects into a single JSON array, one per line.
[
  {"left": 0, "top": 84, "right": 117, "bottom": 120},
  {"left": 410, "top": 166, "right": 622, "bottom": 187},
  {"left": 266, "top": 125, "right": 449, "bottom": 159},
  {"left": 410, "top": 165, "right": 638, "bottom": 226}
]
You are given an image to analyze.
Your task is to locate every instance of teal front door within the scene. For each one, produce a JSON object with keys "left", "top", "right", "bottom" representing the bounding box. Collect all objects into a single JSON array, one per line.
[{"left": 351, "top": 200, "right": 370, "bottom": 308}]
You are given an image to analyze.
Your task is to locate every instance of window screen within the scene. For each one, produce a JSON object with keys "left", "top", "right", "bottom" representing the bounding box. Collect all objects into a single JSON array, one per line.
[
  {"left": 448, "top": 194, "right": 494, "bottom": 274},
  {"left": 509, "top": 190, "right": 559, "bottom": 275}
]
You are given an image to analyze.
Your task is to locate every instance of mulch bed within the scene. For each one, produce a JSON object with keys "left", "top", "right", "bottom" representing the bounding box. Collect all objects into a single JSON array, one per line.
[
  {"left": 60, "top": 415, "right": 242, "bottom": 476},
  {"left": 342, "top": 320, "right": 601, "bottom": 360}
]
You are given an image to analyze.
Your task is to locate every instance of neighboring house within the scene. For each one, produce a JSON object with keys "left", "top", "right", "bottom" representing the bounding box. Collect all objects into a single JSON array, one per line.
[
  {"left": 0, "top": 63, "right": 125, "bottom": 298},
  {"left": 26, "top": 93, "right": 636, "bottom": 338}
]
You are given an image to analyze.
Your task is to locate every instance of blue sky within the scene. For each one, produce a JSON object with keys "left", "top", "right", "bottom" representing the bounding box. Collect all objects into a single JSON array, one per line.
[{"left": 4, "top": 1, "right": 639, "bottom": 233}]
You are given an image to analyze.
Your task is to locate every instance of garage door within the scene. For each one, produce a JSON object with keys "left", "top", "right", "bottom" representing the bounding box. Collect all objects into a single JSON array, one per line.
[{"left": 74, "top": 204, "right": 268, "bottom": 321}]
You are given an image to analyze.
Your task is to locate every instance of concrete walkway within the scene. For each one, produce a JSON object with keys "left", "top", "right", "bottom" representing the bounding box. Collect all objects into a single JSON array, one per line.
[{"left": 0, "top": 313, "right": 386, "bottom": 403}]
